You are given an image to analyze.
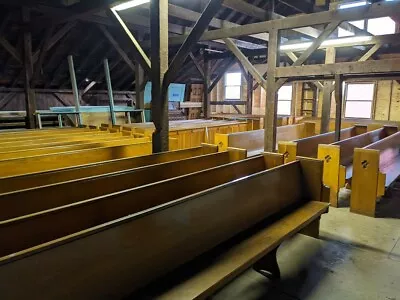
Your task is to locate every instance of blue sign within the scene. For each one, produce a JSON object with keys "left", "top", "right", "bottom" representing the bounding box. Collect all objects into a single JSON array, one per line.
[{"left": 144, "top": 82, "right": 186, "bottom": 104}]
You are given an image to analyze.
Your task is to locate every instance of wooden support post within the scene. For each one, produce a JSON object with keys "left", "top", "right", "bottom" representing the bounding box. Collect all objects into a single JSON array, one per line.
[
  {"left": 264, "top": 29, "right": 280, "bottom": 152},
  {"left": 247, "top": 72, "right": 253, "bottom": 114},
  {"left": 321, "top": 47, "right": 336, "bottom": 134},
  {"left": 203, "top": 51, "right": 211, "bottom": 118},
  {"left": 104, "top": 58, "right": 116, "bottom": 126},
  {"left": 67, "top": 55, "right": 82, "bottom": 126},
  {"left": 135, "top": 61, "right": 145, "bottom": 122},
  {"left": 150, "top": 0, "right": 169, "bottom": 152},
  {"left": 22, "top": 7, "right": 37, "bottom": 129},
  {"left": 334, "top": 74, "right": 343, "bottom": 142}
]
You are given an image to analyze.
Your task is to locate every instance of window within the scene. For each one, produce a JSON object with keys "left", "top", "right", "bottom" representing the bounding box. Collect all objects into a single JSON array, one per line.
[
  {"left": 225, "top": 72, "right": 241, "bottom": 100},
  {"left": 337, "top": 0, "right": 396, "bottom": 37},
  {"left": 344, "top": 83, "right": 375, "bottom": 119},
  {"left": 277, "top": 85, "right": 293, "bottom": 116}
]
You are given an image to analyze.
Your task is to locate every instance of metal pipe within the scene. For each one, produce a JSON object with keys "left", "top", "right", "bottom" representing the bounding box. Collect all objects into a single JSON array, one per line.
[
  {"left": 67, "top": 55, "right": 82, "bottom": 126},
  {"left": 104, "top": 58, "right": 116, "bottom": 125}
]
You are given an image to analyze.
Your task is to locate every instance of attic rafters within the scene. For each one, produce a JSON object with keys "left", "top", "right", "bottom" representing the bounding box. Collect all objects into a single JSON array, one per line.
[
  {"left": 107, "top": 8, "right": 151, "bottom": 76},
  {"left": 189, "top": 53, "right": 205, "bottom": 80},
  {"left": 222, "top": 0, "right": 321, "bottom": 38},
  {"left": 98, "top": 25, "right": 136, "bottom": 73},
  {"left": 275, "top": 20, "right": 341, "bottom": 90},
  {"left": 223, "top": 38, "right": 266, "bottom": 89},
  {"left": 31, "top": 26, "right": 55, "bottom": 88},
  {"left": 279, "top": 0, "right": 372, "bottom": 37},
  {"left": 164, "top": 0, "right": 224, "bottom": 86},
  {"left": 208, "top": 56, "right": 236, "bottom": 93},
  {"left": 169, "top": 1, "right": 400, "bottom": 43}
]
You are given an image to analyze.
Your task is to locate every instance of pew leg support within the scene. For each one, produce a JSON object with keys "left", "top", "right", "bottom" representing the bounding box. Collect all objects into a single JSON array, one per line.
[
  {"left": 253, "top": 247, "right": 281, "bottom": 281},
  {"left": 300, "top": 217, "right": 320, "bottom": 239}
]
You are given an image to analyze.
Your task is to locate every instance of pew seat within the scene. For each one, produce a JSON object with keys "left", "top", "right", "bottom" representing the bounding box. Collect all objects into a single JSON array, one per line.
[{"left": 135, "top": 201, "right": 329, "bottom": 300}]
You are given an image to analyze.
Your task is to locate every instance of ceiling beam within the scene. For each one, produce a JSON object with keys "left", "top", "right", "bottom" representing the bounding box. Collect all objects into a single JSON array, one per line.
[
  {"left": 164, "top": 0, "right": 224, "bottom": 85},
  {"left": 107, "top": 8, "right": 151, "bottom": 75},
  {"left": 169, "top": 1, "right": 400, "bottom": 43},
  {"left": 275, "top": 59, "right": 400, "bottom": 79}
]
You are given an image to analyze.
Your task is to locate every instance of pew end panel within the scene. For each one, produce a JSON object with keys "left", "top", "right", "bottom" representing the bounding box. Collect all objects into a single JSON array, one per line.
[
  {"left": 214, "top": 133, "right": 229, "bottom": 152},
  {"left": 317, "top": 144, "right": 342, "bottom": 207},
  {"left": 350, "top": 149, "right": 380, "bottom": 217},
  {"left": 200, "top": 143, "right": 219, "bottom": 154},
  {"left": 227, "top": 147, "right": 247, "bottom": 161},
  {"left": 262, "top": 152, "right": 284, "bottom": 169},
  {"left": 278, "top": 141, "right": 297, "bottom": 163}
]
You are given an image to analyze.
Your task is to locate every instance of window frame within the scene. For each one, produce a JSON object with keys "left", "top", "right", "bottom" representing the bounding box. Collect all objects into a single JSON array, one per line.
[
  {"left": 277, "top": 84, "right": 293, "bottom": 116},
  {"left": 224, "top": 72, "right": 242, "bottom": 101},
  {"left": 343, "top": 82, "right": 375, "bottom": 119}
]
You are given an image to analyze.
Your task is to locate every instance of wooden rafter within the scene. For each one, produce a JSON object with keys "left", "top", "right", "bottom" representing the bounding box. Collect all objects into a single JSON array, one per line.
[
  {"left": 98, "top": 25, "right": 136, "bottom": 73},
  {"left": 223, "top": 37, "right": 266, "bottom": 89},
  {"left": 164, "top": 0, "right": 224, "bottom": 85}
]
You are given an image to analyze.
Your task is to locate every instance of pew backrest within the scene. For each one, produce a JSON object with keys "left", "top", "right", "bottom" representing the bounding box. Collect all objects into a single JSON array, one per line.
[
  {"left": 0, "top": 144, "right": 218, "bottom": 193},
  {"left": 0, "top": 158, "right": 323, "bottom": 300}
]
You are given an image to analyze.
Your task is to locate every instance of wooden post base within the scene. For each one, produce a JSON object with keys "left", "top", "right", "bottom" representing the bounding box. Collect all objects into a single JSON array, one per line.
[
  {"left": 299, "top": 217, "right": 320, "bottom": 239},
  {"left": 253, "top": 247, "right": 281, "bottom": 280}
]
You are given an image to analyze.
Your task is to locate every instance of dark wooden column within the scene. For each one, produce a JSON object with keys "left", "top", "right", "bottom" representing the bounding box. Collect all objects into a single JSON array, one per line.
[
  {"left": 321, "top": 47, "right": 336, "bottom": 133},
  {"left": 247, "top": 72, "right": 253, "bottom": 114},
  {"left": 22, "top": 7, "right": 37, "bottom": 129},
  {"left": 150, "top": 0, "right": 169, "bottom": 152},
  {"left": 203, "top": 51, "right": 210, "bottom": 119},
  {"left": 135, "top": 62, "right": 145, "bottom": 120},
  {"left": 334, "top": 74, "right": 344, "bottom": 142},
  {"left": 264, "top": 29, "right": 280, "bottom": 152}
]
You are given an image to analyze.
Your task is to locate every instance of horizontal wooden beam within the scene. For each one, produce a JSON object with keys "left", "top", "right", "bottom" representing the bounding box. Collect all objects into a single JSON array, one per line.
[
  {"left": 210, "top": 101, "right": 247, "bottom": 105},
  {"left": 275, "top": 59, "right": 400, "bottom": 79},
  {"left": 169, "top": 1, "right": 400, "bottom": 43}
]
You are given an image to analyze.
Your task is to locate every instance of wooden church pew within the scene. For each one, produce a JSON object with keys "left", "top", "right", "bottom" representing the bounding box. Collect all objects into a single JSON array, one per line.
[
  {"left": 214, "top": 122, "right": 316, "bottom": 156},
  {"left": 0, "top": 137, "right": 150, "bottom": 160},
  {"left": 0, "top": 144, "right": 218, "bottom": 193},
  {"left": 0, "top": 158, "right": 328, "bottom": 299},
  {"left": 350, "top": 131, "right": 400, "bottom": 217},
  {"left": 0, "top": 148, "right": 247, "bottom": 221},
  {"left": 317, "top": 126, "right": 398, "bottom": 206},
  {"left": 0, "top": 153, "right": 284, "bottom": 258},
  {"left": 0, "top": 127, "right": 99, "bottom": 141},
  {"left": 0, "top": 132, "right": 124, "bottom": 151},
  {"left": 278, "top": 125, "right": 368, "bottom": 163},
  {"left": 0, "top": 142, "right": 153, "bottom": 177}
]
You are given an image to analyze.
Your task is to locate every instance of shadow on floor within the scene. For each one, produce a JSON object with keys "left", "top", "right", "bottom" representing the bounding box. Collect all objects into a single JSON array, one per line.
[
  {"left": 376, "top": 176, "right": 400, "bottom": 219},
  {"left": 211, "top": 235, "right": 354, "bottom": 300}
]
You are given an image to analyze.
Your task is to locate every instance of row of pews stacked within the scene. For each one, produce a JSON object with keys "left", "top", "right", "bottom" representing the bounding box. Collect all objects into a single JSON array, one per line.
[
  {"left": 214, "top": 121, "right": 400, "bottom": 217},
  {"left": 0, "top": 127, "right": 329, "bottom": 299}
]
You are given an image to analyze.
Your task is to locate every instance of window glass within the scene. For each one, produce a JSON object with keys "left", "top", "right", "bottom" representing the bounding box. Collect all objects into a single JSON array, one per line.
[
  {"left": 277, "top": 85, "right": 293, "bottom": 116},
  {"left": 367, "top": 17, "right": 396, "bottom": 35},
  {"left": 225, "top": 72, "right": 241, "bottom": 100},
  {"left": 345, "top": 101, "right": 373, "bottom": 118},
  {"left": 344, "top": 83, "right": 374, "bottom": 118}
]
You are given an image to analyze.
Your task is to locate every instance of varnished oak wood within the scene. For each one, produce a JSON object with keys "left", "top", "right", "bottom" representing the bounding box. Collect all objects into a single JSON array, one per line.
[
  {"left": 0, "top": 161, "right": 326, "bottom": 299},
  {"left": 0, "top": 150, "right": 245, "bottom": 221},
  {"left": 0, "top": 144, "right": 218, "bottom": 193}
]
